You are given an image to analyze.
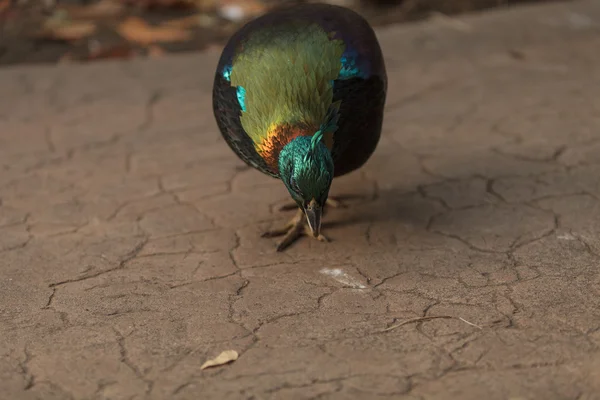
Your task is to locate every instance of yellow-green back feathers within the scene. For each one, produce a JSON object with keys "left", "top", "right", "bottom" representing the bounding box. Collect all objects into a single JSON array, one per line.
[{"left": 229, "top": 22, "right": 345, "bottom": 146}]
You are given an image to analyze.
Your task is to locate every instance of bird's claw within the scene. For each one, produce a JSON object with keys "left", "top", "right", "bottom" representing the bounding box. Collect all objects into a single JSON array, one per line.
[{"left": 262, "top": 209, "right": 330, "bottom": 251}]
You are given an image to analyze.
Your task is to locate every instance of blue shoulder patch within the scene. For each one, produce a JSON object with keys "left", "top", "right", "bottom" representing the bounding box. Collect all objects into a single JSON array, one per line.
[
  {"left": 339, "top": 49, "right": 369, "bottom": 80},
  {"left": 223, "top": 64, "right": 247, "bottom": 112},
  {"left": 236, "top": 86, "right": 247, "bottom": 112},
  {"left": 223, "top": 64, "right": 232, "bottom": 82}
]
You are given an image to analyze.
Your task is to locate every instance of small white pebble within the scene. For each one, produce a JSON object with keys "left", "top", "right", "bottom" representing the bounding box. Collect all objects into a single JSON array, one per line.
[
  {"left": 557, "top": 233, "right": 577, "bottom": 240},
  {"left": 320, "top": 268, "right": 367, "bottom": 289}
]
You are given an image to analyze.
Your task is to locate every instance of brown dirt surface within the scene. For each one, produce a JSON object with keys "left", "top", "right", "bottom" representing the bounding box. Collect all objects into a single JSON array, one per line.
[
  {"left": 1, "top": 0, "right": 600, "bottom": 399},
  {"left": 0, "top": 0, "right": 565, "bottom": 65}
]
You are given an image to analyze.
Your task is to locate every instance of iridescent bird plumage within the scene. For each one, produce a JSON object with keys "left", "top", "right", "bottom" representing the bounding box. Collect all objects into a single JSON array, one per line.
[{"left": 213, "top": 3, "right": 387, "bottom": 250}]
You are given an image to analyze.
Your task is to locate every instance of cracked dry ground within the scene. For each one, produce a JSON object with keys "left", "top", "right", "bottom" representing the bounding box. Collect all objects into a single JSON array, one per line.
[{"left": 2, "top": 2, "right": 600, "bottom": 400}]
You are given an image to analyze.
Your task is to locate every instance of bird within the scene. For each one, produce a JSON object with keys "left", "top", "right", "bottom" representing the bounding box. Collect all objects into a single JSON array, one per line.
[{"left": 212, "top": 2, "right": 387, "bottom": 251}]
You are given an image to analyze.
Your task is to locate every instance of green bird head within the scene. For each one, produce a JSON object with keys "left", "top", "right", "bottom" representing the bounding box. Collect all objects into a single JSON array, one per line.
[{"left": 278, "top": 132, "right": 334, "bottom": 237}]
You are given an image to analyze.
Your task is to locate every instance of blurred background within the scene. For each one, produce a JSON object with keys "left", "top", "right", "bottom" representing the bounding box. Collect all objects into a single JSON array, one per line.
[{"left": 0, "top": 0, "right": 565, "bottom": 65}]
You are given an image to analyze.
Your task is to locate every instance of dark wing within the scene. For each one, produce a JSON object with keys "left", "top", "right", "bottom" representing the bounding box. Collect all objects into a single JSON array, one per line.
[
  {"left": 212, "top": 73, "right": 277, "bottom": 178},
  {"left": 316, "top": 4, "right": 388, "bottom": 177},
  {"left": 331, "top": 76, "right": 386, "bottom": 177}
]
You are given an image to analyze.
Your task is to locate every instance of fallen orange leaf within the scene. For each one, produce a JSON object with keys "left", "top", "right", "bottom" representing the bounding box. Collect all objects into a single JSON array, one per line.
[
  {"left": 87, "top": 43, "right": 138, "bottom": 61},
  {"left": 38, "top": 20, "right": 97, "bottom": 42},
  {"left": 0, "top": 0, "right": 10, "bottom": 14},
  {"left": 193, "top": 0, "right": 218, "bottom": 12},
  {"left": 121, "top": 0, "right": 198, "bottom": 11},
  {"left": 117, "top": 16, "right": 191, "bottom": 45},
  {"left": 63, "top": 0, "right": 125, "bottom": 19}
]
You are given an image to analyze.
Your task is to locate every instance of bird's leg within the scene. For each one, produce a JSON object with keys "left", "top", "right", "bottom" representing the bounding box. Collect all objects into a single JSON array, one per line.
[
  {"left": 262, "top": 208, "right": 330, "bottom": 251},
  {"left": 277, "top": 197, "right": 347, "bottom": 212}
]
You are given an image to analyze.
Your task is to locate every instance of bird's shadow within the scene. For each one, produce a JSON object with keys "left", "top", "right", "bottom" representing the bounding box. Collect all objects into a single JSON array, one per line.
[
  {"left": 324, "top": 152, "right": 591, "bottom": 233},
  {"left": 323, "top": 185, "right": 435, "bottom": 230}
]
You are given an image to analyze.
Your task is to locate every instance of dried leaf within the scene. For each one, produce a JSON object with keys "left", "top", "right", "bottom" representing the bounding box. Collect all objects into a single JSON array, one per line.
[
  {"left": 163, "top": 13, "right": 215, "bottom": 29},
  {"left": 121, "top": 0, "right": 197, "bottom": 11},
  {"left": 0, "top": 0, "right": 10, "bottom": 15},
  {"left": 51, "top": 22, "right": 97, "bottom": 40},
  {"left": 63, "top": 0, "right": 125, "bottom": 19},
  {"left": 87, "top": 43, "right": 137, "bottom": 61},
  {"left": 117, "top": 16, "right": 191, "bottom": 45},
  {"left": 200, "top": 350, "right": 238, "bottom": 370},
  {"left": 38, "top": 15, "right": 97, "bottom": 42},
  {"left": 193, "top": 0, "right": 218, "bottom": 12}
]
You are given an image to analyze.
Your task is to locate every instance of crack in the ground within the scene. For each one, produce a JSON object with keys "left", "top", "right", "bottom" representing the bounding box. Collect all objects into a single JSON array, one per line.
[
  {"left": 492, "top": 144, "right": 568, "bottom": 164},
  {"left": 18, "top": 346, "right": 34, "bottom": 391},
  {"left": 42, "top": 287, "right": 56, "bottom": 309},
  {"left": 138, "top": 89, "right": 163, "bottom": 132},
  {"left": 48, "top": 238, "right": 148, "bottom": 287},
  {"left": 114, "top": 328, "right": 154, "bottom": 394},
  {"left": 485, "top": 178, "right": 507, "bottom": 203}
]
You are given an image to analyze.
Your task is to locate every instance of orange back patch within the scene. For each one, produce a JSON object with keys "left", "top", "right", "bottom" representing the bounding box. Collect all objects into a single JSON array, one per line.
[{"left": 255, "top": 122, "right": 329, "bottom": 174}]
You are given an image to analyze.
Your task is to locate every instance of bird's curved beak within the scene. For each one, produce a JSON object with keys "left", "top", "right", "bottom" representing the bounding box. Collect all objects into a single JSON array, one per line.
[{"left": 304, "top": 198, "right": 322, "bottom": 238}]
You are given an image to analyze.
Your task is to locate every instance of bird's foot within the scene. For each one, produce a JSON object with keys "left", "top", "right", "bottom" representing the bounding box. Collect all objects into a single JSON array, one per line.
[
  {"left": 277, "top": 196, "right": 348, "bottom": 212},
  {"left": 262, "top": 209, "right": 330, "bottom": 251}
]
